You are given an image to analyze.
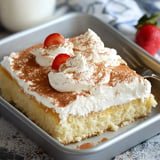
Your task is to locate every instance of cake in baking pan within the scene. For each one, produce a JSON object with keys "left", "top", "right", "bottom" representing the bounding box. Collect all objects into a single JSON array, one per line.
[{"left": 0, "top": 29, "right": 157, "bottom": 144}]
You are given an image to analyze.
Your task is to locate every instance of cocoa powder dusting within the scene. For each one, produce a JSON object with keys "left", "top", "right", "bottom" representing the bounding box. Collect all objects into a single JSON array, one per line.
[
  {"left": 108, "top": 64, "right": 139, "bottom": 86},
  {"left": 11, "top": 48, "right": 77, "bottom": 107},
  {"left": 93, "top": 62, "right": 108, "bottom": 84}
]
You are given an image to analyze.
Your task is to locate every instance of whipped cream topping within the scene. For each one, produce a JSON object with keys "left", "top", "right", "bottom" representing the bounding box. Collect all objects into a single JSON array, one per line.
[
  {"left": 71, "top": 29, "right": 123, "bottom": 64},
  {"left": 47, "top": 29, "right": 125, "bottom": 93},
  {"left": 50, "top": 53, "right": 96, "bottom": 92},
  {"left": 0, "top": 29, "right": 153, "bottom": 122}
]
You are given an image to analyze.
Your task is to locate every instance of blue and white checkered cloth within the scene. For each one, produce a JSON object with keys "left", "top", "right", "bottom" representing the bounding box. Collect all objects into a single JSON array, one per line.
[{"left": 55, "top": 0, "right": 160, "bottom": 61}]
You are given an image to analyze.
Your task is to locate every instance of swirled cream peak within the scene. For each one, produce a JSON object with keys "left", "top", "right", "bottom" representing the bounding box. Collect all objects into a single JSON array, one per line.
[
  {"left": 49, "top": 53, "right": 102, "bottom": 92},
  {"left": 48, "top": 29, "right": 125, "bottom": 93},
  {"left": 71, "top": 29, "right": 122, "bottom": 63},
  {"left": 71, "top": 28, "right": 104, "bottom": 53}
]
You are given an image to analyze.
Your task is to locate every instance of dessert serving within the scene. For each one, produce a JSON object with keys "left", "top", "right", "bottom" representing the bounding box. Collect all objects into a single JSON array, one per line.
[{"left": 0, "top": 29, "right": 157, "bottom": 145}]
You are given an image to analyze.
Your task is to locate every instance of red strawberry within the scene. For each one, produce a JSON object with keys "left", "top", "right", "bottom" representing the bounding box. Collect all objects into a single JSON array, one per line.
[
  {"left": 52, "top": 54, "right": 71, "bottom": 70},
  {"left": 135, "top": 13, "right": 160, "bottom": 56},
  {"left": 44, "top": 33, "right": 65, "bottom": 48},
  {"left": 135, "top": 24, "right": 160, "bottom": 55}
]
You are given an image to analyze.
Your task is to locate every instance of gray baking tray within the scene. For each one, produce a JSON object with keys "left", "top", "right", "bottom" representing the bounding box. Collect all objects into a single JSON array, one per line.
[{"left": 0, "top": 13, "right": 160, "bottom": 160}]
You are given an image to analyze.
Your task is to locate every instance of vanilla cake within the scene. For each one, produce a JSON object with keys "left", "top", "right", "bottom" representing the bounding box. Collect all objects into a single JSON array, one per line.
[{"left": 0, "top": 29, "right": 157, "bottom": 144}]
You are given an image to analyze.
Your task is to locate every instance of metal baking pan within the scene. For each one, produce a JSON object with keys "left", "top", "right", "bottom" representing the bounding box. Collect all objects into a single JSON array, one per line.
[{"left": 0, "top": 13, "right": 160, "bottom": 160}]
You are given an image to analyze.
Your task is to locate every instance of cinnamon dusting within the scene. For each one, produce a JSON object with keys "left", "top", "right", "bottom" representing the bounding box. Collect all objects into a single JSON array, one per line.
[
  {"left": 108, "top": 64, "right": 140, "bottom": 86},
  {"left": 11, "top": 47, "right": 77, "bottom": 107}
]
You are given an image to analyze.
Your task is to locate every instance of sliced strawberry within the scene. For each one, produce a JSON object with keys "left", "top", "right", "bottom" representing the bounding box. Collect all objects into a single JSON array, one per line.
[
  {"left": 52, "top": 54, "right": 71, "bottom": 70},
  {"left": 44, "top": 33, "right": 65, "bottom": 48}
]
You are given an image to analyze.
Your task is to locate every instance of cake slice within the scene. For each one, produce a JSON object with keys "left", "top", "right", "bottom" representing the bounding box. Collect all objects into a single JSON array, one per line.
[{"left": 0, "top": 29, "right": 157, "bottom": 144}]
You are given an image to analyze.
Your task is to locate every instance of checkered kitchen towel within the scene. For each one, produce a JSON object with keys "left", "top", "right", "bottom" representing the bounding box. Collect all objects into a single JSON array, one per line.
[{"left": 55, "top": 0, "right": 160, "bottom": 61}]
